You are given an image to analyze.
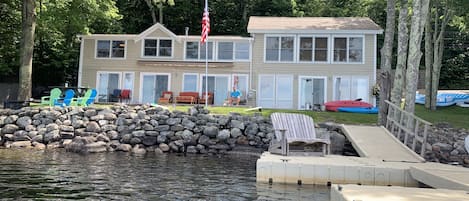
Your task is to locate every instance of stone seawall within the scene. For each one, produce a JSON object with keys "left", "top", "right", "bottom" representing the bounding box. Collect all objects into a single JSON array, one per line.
[{"left": 0, "top": 105, "right": 275, "bottom": 154}]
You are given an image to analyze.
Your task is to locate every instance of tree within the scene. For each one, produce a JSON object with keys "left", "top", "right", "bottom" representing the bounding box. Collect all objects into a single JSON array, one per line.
[
  {"left": 378, "top": 0, "right": 396, "bottom": 125},
  {"left": 390, "top": 0, "right": 409, "bottom": 106},
  {"left": 18, "top": 0, "right": 36, "bottom": 101},
  {"left": 404, "top": 0, "right": 430, "bottom": 114},
  {"left": 424, "top": 0, "right": 433, "bottom": 108},
  {"left": 143, "top": 0, "right": 175, "bottom": 24},
  {"left": 0, "top": 1, "right": 21, "bottom": 78}
]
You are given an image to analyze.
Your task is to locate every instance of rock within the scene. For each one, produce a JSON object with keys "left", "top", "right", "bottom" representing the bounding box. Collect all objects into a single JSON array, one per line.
[
  {"left": 217, "top": 129, "right": 231, "bottom": 141},
  {"left": 330, "top": 131, "right": 345, "bottom": 154},
  {"left": 145, "top": 131, "right": 159, "bottom": 136},
  {"left": 182, "top": 119, "right": 196, "bottom": 129},
  {"left": 196, "top": 144, "right": 205, "bottom": 151},
  {"left": 230, "top": 128, "right": 243, "bottom": 138},
  {"left": 2, "top": 124, "right": 19, "bottom": 134},
  {"left": 116, "top": 144, "right": 132, "bottom": 152},
  {"left": 10, "top": 141, "right": 32, "bottom": 148},
  {"left": 159, "top": 143, "right": 170, "bottom": 152},
  {"left": 85, "top": 141, "right": 107, "bottom": 153},
  {"left": 5, "top": 115, "right": 18, "bottom": 124},
  {"left": 209, "top": 144, "right": 230, "bottom": 150},
  {"left": 186, "top": 146, "right": 198, "bottom": 154},
  {"left": 245, "top": 123, "right": 259, "bottom": 135},
  {"left": 155, "top": 125, "right": 170, "bottom": 132},
  {"left": 25, "top": 125, "right": 36, "bottom": 132},
  {"left": 46, "top": 123, "right": 59, "bottom": 132},
  {"left": 230, "top": 120, "right": 245, "bottom": 130},
  {"left": 143, "top": 124, "right": 154, "bottom": 131},
  {"left": 31, "top": 135, "right": 43, "bottom": 143},
  {"left": 154, "top": 148, "right": 164, "bottom": 154},
  {"left": 84, "top": 109, "right": 97, "bottom": 117},
  {"left": 181, "top": 130, "right": 193, "bottom": 141},
  {"left": 433, "top": 142, "right": 453, "bottom": 152},
  {"left": 157, "top": 134, "right": 168, "bottom": 144},
  {"left": 142, "top": 136, "right": 157, "bottom": 146},
  {"left": 86, "top": 121, "right": 101, "bottom": 133},
  {"left": 90, "top": 114, "right": 104, "bottom": 121},
  {"left": 103, "top": 113, "right": 117, "bottom": 120},
  {"left": 171, "top": 124, "right": 184, "bottom": 131},
  {"left": 132, "top": 145, "right": 147, "bottom": 154},
  {"left": 203, "top": 126, "right": 218, "bottom": 138},
  {"left": 129, "top": 137, "right": 142, "bottom": 145},
  {"left": 47, "top": 142, "right": 61, "bottom": 149},
  {"left": 132, "top": 130, "right": 146, "bottom": 138},
  {"left": 198, "top": 135, "right": 211, "bottom": 146},
  {"left": 44, "top": 130, "right": 60, "bottom": 143},
  {"left": 13, "top": 130, "right": 30, "bottom": 141},
  {"left": 102, "top": 124, "right": 117, "bottom": 132},
  {"left": 16, "top": 116, "right": 32, "bottom": 128},
  {"left": 32, "top": 142, "right": 46, "bottom": 150},
  {"left": 60, "top": 125, "right": 74, "bottom": 132},
  {"left": 236, "top": 135, "right": 249, "bottom": 145},
  {"left": 166, "top": 118, "right": 181, "bottom": 125},
  {"left": 97, "top": 134, "right": 110, "bottom": 142}
]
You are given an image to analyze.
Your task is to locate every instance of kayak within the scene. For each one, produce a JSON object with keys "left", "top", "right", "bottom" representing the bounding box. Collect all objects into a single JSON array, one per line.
[
  {"left": 337, "top": 107, "right": 378, "bottom": 114},
  {"left": 325, "top": 100, "right": 373, "bottom": 112}
]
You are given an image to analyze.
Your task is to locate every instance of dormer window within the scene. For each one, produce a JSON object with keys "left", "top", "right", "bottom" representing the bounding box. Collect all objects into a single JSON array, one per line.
[
  {"left": 143, "top": 38, "right": 173, "bottom": 57},
  {"left": 96, "top": 40, "right": 125, "bottom": 58}
]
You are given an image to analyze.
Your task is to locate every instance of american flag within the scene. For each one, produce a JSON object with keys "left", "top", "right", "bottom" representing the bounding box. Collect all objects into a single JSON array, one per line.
[{"left": 200, "top": 3, "right": 210, "bottom": 44}]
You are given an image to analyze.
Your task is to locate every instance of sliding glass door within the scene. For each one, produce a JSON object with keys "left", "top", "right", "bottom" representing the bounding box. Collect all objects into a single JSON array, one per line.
[
  {"left": 201, "top": 75, "right": 230, "bottom": 105},
  {"left": 141, "top": 73, "right": 170, "bottom": 104},
  {"left": 299, "top": 76, "right": 326, "bottom": 110}
]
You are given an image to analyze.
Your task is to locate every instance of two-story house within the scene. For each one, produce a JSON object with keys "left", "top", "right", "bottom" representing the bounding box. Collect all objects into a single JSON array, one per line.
[{"left": 77, "top": 16, "right": 382, "bottom": 109}]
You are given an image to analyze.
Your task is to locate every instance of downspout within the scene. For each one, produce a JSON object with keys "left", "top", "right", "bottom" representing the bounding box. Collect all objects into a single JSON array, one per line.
[
  {"left": 77, "top": 36, "right": 84, "bottom": 87},
  {"left": 249, "top": 35, "right": 254, "bottom": 92}
]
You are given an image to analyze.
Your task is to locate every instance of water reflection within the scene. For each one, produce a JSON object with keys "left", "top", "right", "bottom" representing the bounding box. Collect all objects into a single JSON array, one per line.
[{"left": 0, "top": 149, "right": 329, "bottom": 200}]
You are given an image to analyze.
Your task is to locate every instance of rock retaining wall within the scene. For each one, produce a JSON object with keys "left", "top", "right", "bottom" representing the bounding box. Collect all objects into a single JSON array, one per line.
[{"left": 0, "top": 105, "right": 275, "bottom": 155}]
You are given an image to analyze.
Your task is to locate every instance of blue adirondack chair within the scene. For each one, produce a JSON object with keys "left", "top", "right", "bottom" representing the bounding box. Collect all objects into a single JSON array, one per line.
[
  {"left": 54, "top": 89, "right": 75, "bottom": 107},
  {"left": 85, "top": 89, "right": 98, "bottom": 106}
]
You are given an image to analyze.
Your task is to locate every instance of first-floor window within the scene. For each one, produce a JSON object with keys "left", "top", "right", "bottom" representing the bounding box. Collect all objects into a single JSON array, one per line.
[{"left": 334, "top": 76, "right": 369, "bottom": 102}]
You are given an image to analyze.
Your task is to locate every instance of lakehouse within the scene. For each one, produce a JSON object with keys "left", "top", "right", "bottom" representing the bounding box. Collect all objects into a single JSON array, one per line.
[{"left": 77, "top": 16, "right": 382, "bottom": 109}]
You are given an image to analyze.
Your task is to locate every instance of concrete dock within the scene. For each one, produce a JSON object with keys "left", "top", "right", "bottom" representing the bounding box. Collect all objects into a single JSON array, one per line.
[
  {"left": 257, "top": 125, "right": 469, "bottom": 191},
  {"left": 330, "top": 184, "right": 469, "bottom": 201}
]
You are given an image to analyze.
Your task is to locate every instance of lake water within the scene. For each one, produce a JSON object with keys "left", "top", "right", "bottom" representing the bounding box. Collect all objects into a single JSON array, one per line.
[{"left": 0, "top": 149, "right": 330, "bottom": 200}]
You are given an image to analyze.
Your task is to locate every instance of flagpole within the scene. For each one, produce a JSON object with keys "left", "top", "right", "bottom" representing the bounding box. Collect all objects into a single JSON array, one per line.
[{"left": 204, "top": 0, "right": 208, "bottom": 108}]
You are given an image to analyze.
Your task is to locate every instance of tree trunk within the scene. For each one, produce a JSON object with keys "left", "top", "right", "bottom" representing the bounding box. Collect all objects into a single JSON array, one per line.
[
  {"left": 404, "top": 0, "right": 430, "bottom": 114},
  {"left": 378, "top": 0, "right": 396, "bottom": 125},
  {"left": 430, "top": 8, "right": 451, "bottom": 110},
  {"left": 390, "top": 0, "right": 409, "bottom": 106},
  {"left": 18, "top": 0, "right": 36, "bottom": 101},
  {"left": 424, "top": 2, "right": 433, "bottom": 109},
  {"left": 144, "top": 0, "right": 158, "bottom": 24}
]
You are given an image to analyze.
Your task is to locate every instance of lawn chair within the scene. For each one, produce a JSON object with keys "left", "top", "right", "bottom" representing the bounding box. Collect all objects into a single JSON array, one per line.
[
  {"left": 120, "top": 89, "right": 131, "bottom": 103},
  {"left": 269, "top": 113, "right": 330, "bottom": 156},
  {"left": 41, "top": 88, "right": 62, "bottom": 106},
  {"left": 158, "top": 91, "right": 173, "bottom": 104},
  {"left": 71, "top": 88, "right": 97, "bottom": 106},
  {"left": 54, "top": 89, "right": 75, "bottom": 107}
]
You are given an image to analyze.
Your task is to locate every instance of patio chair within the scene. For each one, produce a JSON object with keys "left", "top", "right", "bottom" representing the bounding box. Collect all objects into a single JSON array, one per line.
[
  {"left": 198, "top": 92, "right": 213, "bottom": 105},
  {"left": 54, "top": 89, "right": 75, "bottom": 107},
  {"left": 109, "top": 89, "right": 121, "bottom": 102},
  {"left": 40, "top": 88, "right": 62, "bottom": 106},
  {"left": 158, "top": 91, "right": 173, "bottom": 104},
  {"left": 71, "top": 88, "right": 97, "bottom": 106},
  {"left": 269, "top": 112, "right": 330, "bottom": 156},
  {"left": 120, "top": 89, "right": 131, "bottom": 103}
]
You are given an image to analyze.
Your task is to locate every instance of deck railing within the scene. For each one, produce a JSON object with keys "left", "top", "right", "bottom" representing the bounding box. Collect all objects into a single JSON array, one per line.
[{"left": 384, "top": 100, "right": 432, "bottom": 157}]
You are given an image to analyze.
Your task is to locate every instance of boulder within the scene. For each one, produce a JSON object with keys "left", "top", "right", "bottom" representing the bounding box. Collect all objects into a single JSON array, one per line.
[
  {"left": 2, "top": 124, "right": 19, "bottom": 134},
  {"left": 217, "top": 129, "right": 231, "bottom": 141},
  {"left": 203, "top": 126, "right": 218, "bottom": 138},
  {"left": 4, "top": 115, "right": 18, "bottom": 124},
  {"left": 186, "top": 146, "right": 198, "bottom": 154},
  {"left": 142, "top": 136, "right": 157, "bottom": 146},
  {"left": 230, "top": 128, "right": 243, "bottom": 138},
  {"left": 86, "top": 121, "right": 101, "bottom": 133},
  {"left": 10, "top": 141, "right": 32, "bottom": 149},
  {"left": 85, "top": 141, "right": 107, "bottom": 153},
  {"left": 230, "top": 120, "right": 245, "bottom": 130},
  {"left": 43, "top": 130, "right": 61, "bottom": 143},
  {"left": 159, "top": 143, "right": 170, "bottom": 152},
  {"left": 16, "top": 116, "right": 32, "bottom": 128},
  {"left": 116, "top": 144, "right": 132, "bottom": 152},
  {"left": 182, "top": 119, "right": 196, "bottom": 129}
]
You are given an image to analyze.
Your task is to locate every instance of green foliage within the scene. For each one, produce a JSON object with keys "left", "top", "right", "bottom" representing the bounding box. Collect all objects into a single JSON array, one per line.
[{"left": 0, "top": 1, "right": 21, "bottom": 78}]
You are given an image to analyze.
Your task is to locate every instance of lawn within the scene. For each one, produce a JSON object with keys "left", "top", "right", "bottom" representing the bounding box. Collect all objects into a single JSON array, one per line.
[{"left": 174, "top": 104, "right": 469, "bottom": 129}]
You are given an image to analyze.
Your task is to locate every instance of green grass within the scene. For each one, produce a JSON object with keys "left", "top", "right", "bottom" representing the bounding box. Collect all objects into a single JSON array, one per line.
[{"left": 415, "top": 104, "right": 469, "bottom": 129}]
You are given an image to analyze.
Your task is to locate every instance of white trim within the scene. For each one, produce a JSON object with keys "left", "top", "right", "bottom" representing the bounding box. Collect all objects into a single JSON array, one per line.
[
  {"left": 94, "top": 39, "right": 127, "bottom": 60},
  {"left": 263, "top": 34, "right": 297, "bottom": 63},
  {"left": 257, "top": 74, "right": 276, "bottom": 107},
  {"left": 77, "top": 37, "right": 84, "bottom": 87},
  {"left": 139, "top": 72, "right": 171, "bottom": 103},
  {"left": 249, "top": 29, "right": 383, "bottom": 34},
  {"left": 140, "top": 37, "right": 174, "bottom": 59},
  {"left": 331, "top": 35, "right": 365, "bottom": 64},
  {"left": 182, "top": 73, "right": 199, "bottom": 92},
  {"left": 297, "top": 76, "right": 328, "bottom": 110},
  {"left": 373, "top": 34, "right": 377, "bottom": 106},
  {"left": 297, "top": 34, "right": 330, "bottom": 64},
  {"left": 135, "top": 23, "right": 179, "bottom": 42}
]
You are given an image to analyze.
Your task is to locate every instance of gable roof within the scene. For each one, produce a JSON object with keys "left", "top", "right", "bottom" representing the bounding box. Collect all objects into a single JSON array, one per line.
[
  {"left": 247, "top": 16, "right": 383, "bottom": 34},
  {"left": 135, "top": 23, "right": 179, "bottom": 42}
]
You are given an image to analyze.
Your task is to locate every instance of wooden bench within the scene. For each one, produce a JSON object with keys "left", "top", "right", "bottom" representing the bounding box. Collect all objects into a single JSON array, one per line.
[{"left": 175, "top": 92, "right": 199, "bottom": 104}]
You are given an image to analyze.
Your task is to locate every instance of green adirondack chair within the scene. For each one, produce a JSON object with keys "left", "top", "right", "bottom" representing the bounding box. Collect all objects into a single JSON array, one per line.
[
  {"left": 71, "top": 89, "right": 95, "bottom": 106},
  {"left": 41, "top": 88, "right": 62, "bottom": 106}
]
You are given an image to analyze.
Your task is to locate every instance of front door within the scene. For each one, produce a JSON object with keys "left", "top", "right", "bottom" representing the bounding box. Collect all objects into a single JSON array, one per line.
[
  {"left": 299, "top": 76, "right": 326, "bottom": 110},
  {"left": 201, "top": 75, "right": 230, "bottom": 105},
  {"left": 141, "top": 74, "right": 169, "bottom": 104}
]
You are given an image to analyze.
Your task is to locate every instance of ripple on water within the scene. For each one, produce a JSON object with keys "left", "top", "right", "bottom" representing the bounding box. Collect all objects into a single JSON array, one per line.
[{"left": 0, "top": 149, "right": 330, "bottom": 200}]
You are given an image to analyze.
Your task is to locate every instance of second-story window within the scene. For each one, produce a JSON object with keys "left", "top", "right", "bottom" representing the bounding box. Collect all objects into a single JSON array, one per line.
[
  {"left": 299, "top": 37, "right": 328, "bottom": 62},
  {"left": 96, "top": 40, "right": 125, "bottom": 58},
  {"left": 185, "top": 41, "right": 213, "bottom": 60},
  {"left": 217, "top": 41, "right": 250, "bottom": 61},
  {"left": 333, "top": 36, "right": 363, "bottom": 63},
  {"left": 265, "top": 36, "right": 294, "bottom": 62},
  {"left": 235, "top": 42, "right": 250, "bottom": 60},
  {"left": 143, "top": 39, "right": 172, "bottom": 57},
  {"left": 218, "top": 42, "right": 234, "bottom": 60}
]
